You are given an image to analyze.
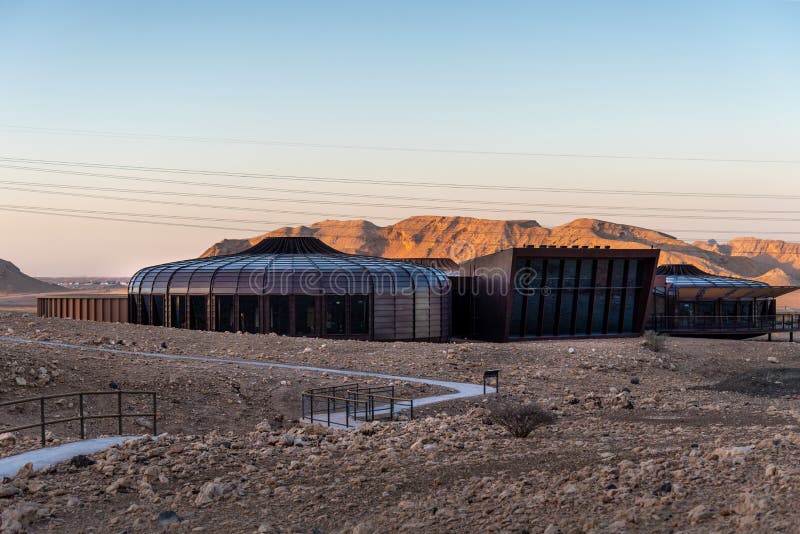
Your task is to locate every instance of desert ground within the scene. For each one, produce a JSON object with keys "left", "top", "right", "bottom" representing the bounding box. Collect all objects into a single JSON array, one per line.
[{"left": 1, "top": 312, "right": 800, "bottom": 533}]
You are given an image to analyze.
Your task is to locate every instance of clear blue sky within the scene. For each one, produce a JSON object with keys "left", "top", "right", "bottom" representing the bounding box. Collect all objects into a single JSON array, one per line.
[{"left": 0, "top": 1, "right": 798, "bottom": 275}]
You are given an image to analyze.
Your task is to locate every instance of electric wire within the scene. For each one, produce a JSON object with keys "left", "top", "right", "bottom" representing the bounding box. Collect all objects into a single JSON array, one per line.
[
  {"left": 0, "top": 156, "right": 798, "bottom": 199},
  {"left": 3, "top": 125, "right": 799, "bottom": 165}
]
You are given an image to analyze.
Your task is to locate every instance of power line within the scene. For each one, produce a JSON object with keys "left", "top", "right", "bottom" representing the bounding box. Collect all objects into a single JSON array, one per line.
[
  {"left": 1, "top": 156, "right": 798, "bottom": 199},
  {"left": 0, "top": 206, "right": 266, "bottom": 233},
  {"left": 0, "top": 184, "right": 399, "bottom": 221},
  {"left": 4, "top": 182, "right": 800, "bottom": 224},
  {"left": 3, "top": 124, "right": 799, "bottom": 165},
  {"left": 2, "top": 203, "right": 800, "bottom": 238},
  {"left": 1, "top": 173, "right": 796, "bottom": 216}
]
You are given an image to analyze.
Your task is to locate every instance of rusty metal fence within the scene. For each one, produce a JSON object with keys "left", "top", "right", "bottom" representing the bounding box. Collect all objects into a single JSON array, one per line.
[{"left": 0, "top": 391, "right": 157, "bottom": 447}]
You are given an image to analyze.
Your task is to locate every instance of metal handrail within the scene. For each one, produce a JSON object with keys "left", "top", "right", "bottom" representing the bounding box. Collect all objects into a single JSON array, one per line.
[
  {"left": 0, "top": 390, "right": 157, "bottom": 447},
  {"left": 301, "top": 384, "right": 414, "bottom": 428}
]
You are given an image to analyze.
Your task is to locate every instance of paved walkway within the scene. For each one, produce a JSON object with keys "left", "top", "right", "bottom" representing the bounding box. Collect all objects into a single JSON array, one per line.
[
  {"left": 0, "top": 334, "right": 493, "bottom": 471},
  {"left": 0, "top": 436, "right": 137, "bottom": 478}
]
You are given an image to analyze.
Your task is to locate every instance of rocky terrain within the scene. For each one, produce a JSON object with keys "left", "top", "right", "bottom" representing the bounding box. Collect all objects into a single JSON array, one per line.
[
  {"left": 0, "top": 261, "right": 64, "bottom": 296},
  {"left": 1, "top": 313, "right": 800, "bottom": 531},
  {"left": 200, "top": 216, "right": 800, "bottom": 308}
]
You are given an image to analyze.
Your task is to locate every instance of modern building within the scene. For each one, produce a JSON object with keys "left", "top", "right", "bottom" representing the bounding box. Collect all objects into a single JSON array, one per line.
[
  {"left": 456, "top": 245, "right": 661, "bottom": 341},
  {"left": 126, "top": 237, "right": 451, "bottom": 342},
  {"left": 646, "top": 264, "right": 798, "bottom": 338}
]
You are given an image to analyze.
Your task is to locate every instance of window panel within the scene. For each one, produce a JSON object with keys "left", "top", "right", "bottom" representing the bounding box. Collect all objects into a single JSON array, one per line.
[
  {"left": 170, "top": 296, "right": 186, "bottom": 329},
  {"left": 141, "top": 296, "right": 151, "bottom": 325},
  {"left": 295, "top": 295, "right": 316, "bottom": 336},
  {"left": 152, "top": 295, "right": 165, "bottom": 326},
  {"left": 622, "top": 289, "right": 637, "bottom": 331},
  {"left": 350, "top": 295, "right": 369, "bottom": 335},
  {"left": 215, "top": 296, "right": 235, "bottom": 332},
  {"left": 558, "top": 290, "right": 575, "bottom": 335},
  {"left": 270, "top": 295, "right": 290, "bottom": 335},
  {"left": 239, "top": 296, "right": 260, "bottom": 334},
  {"left": 591, "top": 290, "right": 607, "bottom": 334},
  {"left": 524, "top": 292, "right": 541, "bottom": 337},
  {"left": 509, "top": 291, "right": 524, "bottom": 337},
  {"left": 607, "top": 290, "right": 623, "bottom": 332},
  {"left": 325, "top": 296, "right": 346, "bottom": 335},
  {"left": 189, "top": 296, "right": 207, "bottom": 330},
  {"left": 575, "top": 290, "right": 592, "bottom": 334}
]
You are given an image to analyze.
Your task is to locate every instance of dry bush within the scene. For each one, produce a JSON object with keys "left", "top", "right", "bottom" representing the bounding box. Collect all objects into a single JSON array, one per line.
[
  {"left": 643, "top": 330, "right": 668, "bottom": 352},
  {"left": 489, "top": 398, "right": 555, "bottom": 438}
]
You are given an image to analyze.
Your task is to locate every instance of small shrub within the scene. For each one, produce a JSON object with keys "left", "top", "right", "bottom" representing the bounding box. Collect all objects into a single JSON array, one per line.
[
  {"left": 489, "top": 398, "right": 555, "bottom": 438},
  {"left": 643, "top": 330, "right": 668, "bottom": 352}
]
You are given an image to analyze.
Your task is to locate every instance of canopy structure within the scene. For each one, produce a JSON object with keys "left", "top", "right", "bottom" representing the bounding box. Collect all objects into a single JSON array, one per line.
[{"left": 655, "top": 264, "right": 797, "bottom": 300}]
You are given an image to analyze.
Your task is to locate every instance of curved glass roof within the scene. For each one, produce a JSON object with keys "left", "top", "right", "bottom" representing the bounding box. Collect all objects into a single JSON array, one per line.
[
  {"left": 129, "top": 237, "right": 450, "bottom": 296},
  {"left": 655, "top": 264, "right": 797, "bottom": 299}
]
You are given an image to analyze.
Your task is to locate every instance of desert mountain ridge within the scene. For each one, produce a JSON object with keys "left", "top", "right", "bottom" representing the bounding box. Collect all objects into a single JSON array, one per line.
[
  {"left": 0, "top": 259, "right": 66, "bottom": 295},
  {"left": 200, "top": 216, "right": 800, "bottom": 302}
]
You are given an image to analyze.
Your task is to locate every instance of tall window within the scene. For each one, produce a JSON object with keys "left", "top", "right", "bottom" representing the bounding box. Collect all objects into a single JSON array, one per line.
[
  {"left": 270, "top": 295, "right": 290, "bottom": 335},
  {"left": 295, "top": 295, "right": 315, "bottom": 336},
  {"left": 575, "top": 260, "right": 594, "bottom": 335},
  {"left": 540, "top": 260, "right": 561, "bottom": 336},
  {"left": 325, "top": 296, "right": 346, "bottom": 334},
  {"left": 189, "top": 296, "right": 207, "bottom": 330},
  {"left": 141, "top": 296, "right": 152, "bottom": 325},
  {"left": 558, "top": 260, "right": 577, "bottom": 335},
  {"left": 130, "top": 295, "right": 140, "bottom": 324},
  {"left": 350, "top": 295, "right": 369, "bottom": 335},
  {"left": 239, "top": 296, "right": 260, "bottom": 334},
  {"left": 215, "top": 296, "right": 235, "bottom": 332},
  {"left": 170, "top": 295, "right": 186, "bottom": 328},
  {"left": 152, "top": 295, "right": 165, "bottom": 326}
]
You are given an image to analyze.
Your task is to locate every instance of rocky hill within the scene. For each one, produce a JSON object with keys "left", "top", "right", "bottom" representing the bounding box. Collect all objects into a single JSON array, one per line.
[
  {"left": 0, "top": 259, "right": 65, "bottom": 295},
  {"left": 201, "top": 216, "right": 800, "bottom": 306}
]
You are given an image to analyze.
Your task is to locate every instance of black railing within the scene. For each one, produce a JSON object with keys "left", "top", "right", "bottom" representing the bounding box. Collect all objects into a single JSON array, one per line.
[
  {"left": 301, "top": 384, "right": 413, "bottom": 428},
  {"left": 647, "top": 314, "right": 800, "bottom": 333},
  {"left": 0, "top": 391, "right": 157, "bottom": 447}
]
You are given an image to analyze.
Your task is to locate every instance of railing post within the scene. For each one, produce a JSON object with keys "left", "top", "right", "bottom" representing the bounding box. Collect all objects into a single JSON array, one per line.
[
  {"left": 40, "top": 396, "right": 46, "bottom": 447},
  {"left": 152, "top": 393, "right": 157, "bottom": 435},
  {"left": 327, "top": 396, "right": 331, "bottom": 427},
  {"left": 390, "top": 398, "right": 394, "bottom": 421},
  {"left": 301, "top": 394, "right": 306, "bottom": 421},
  {"left": 117, "top": 390, "right": 123, "bottom": 435},
  {"left": 310, "top": 395, "right": 314, "bottom": 423},
  {"left": 409, "top": 399, "right": 413, "bottom": 420},
  {"left": 79, "top": 393, "right": 85, "bottom": 439}
]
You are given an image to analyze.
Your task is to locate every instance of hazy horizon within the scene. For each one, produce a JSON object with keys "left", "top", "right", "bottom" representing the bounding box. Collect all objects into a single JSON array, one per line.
[{"left": 1, "top": 1, "right": 798, "bottom": 276}]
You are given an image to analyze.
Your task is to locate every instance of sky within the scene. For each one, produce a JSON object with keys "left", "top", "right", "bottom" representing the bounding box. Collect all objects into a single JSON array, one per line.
[{"left": 0, "top": 0, "right": 798, "bottom": 276}]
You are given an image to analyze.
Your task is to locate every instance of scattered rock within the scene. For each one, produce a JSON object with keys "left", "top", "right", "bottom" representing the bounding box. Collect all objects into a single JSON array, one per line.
[
  {"left": 70, "top": 455, "right": 96, "bottom": 468},
  {"left": 157, "top": 510, "right": 181, "bottom": 526},
  {"left": 0, "top": 484, "right": 20, "bottom": 498},
  {"left": 195, "top": 482, "right": 224, "bottom": 505}
]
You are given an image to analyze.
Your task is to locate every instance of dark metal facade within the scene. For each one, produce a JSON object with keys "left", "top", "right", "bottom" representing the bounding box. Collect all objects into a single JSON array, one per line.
[
  {"left": 127, "top": 237, "right": 451, "bottom": 342},
  {"left": 457, "top": 246, "right": 660, "bottom": 341}
]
